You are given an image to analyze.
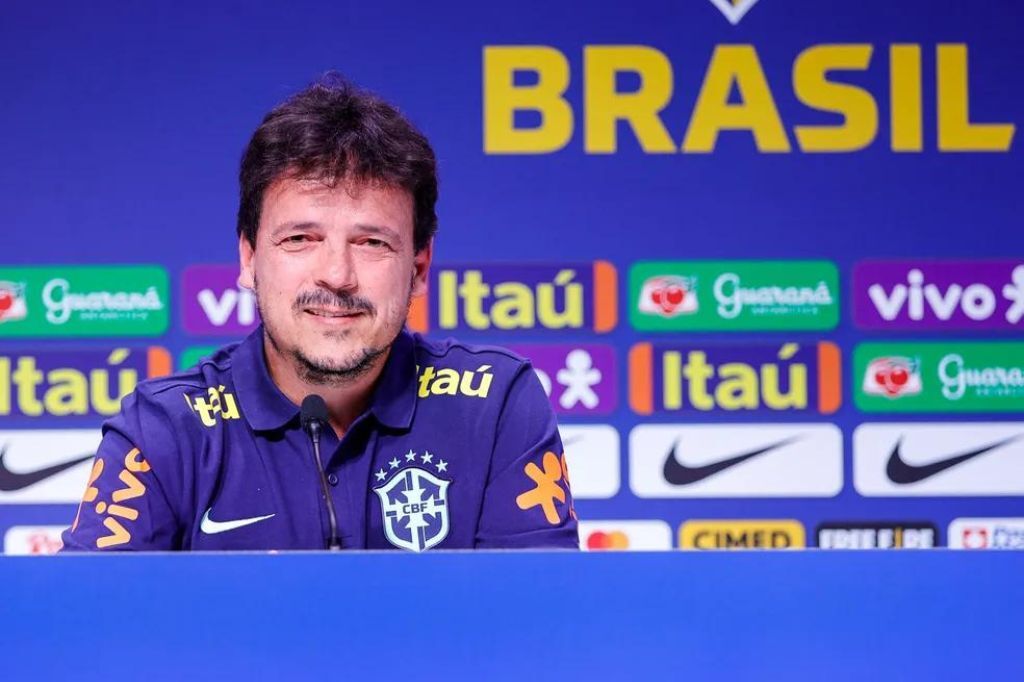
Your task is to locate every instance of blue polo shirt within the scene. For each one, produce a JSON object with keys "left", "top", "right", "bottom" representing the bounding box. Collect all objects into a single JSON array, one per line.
[{"left": 61, "top": 327, "right": 578, "bottom": 552}]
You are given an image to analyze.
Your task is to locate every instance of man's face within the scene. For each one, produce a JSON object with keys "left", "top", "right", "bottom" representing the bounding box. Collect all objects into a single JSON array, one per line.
[{"left": 239, "top": 176, "right": 431, "bottom": 384}]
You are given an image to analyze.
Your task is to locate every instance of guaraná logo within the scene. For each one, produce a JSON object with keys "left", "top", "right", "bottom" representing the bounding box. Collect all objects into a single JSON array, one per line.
[
  {"left": 630, "top": 261, "right": 838, "bottom": 331},
  {"left": 855, "top": 342, "right": 1024, "bottom": 412},
  {"left": 0, "top": 266, "right": 169, "bottom": 337}
]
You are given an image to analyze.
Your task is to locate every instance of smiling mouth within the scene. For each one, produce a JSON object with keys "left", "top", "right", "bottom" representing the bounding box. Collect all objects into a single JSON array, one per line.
[{"left": 304, "top": 308, "right": 365, "bottom": 319}]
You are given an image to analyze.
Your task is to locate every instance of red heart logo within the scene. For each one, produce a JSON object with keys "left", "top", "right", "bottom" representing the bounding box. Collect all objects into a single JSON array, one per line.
[{"left": 0, "top": 291, "right": 12, "bottom": 314}]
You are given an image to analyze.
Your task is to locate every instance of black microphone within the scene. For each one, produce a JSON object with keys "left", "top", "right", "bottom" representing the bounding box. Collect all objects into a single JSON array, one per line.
[{"left": 301, "top": 395, "right": 341, "bottom": 550}]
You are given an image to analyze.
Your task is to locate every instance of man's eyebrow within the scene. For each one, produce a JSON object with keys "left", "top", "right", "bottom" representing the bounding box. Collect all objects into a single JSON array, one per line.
[
  {"left": 270, "top": 221, "right": 321, "bottom": 237},
  {"left": 355, "top": 223, "right": 402, "bottom": 242}
]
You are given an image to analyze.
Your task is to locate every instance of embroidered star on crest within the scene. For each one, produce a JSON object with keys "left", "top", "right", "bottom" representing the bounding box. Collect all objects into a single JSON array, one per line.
[
  {"left": 421, "top": 451, "right": 434, "bottom": 464},
  {"left": 405, "top": 450, "right": 417, "bottom": 462},
  {"left": 375, "top": 468, "right": 387, "bottom": 482},
  {"left": 437, "top": 459, "right": 448, "bottom": 473},
  {"left": 389, "top": 458, "right": 400, "bottom": 469}
]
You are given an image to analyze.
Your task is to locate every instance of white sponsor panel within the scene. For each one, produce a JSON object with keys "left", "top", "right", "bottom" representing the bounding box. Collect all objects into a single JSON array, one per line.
[
  {"left": 0, "top": 430, "right": 100, "bottom": 503},
  {"left": 629, "top": 424, "right": 843, "bottom": 498},
  {"left": 854, "top": 423, "right": 1024, "bottom": 496},
  {"left": 578, "top": 520, "right": 673, "bottom": 551},
  {"left": 560, "top": 425, "right": 620, "bottom": 499},
  {"left": 948, "top": 518, "right": 1024, "bottom": 549},
  {"left": 4, "top": 525, "right": 66, "bottom": 555}
]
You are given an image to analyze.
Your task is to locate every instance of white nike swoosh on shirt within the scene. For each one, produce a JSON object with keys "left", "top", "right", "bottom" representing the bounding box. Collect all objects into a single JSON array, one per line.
[{"left": 200, "top": 508, "right": 275, "bottom": 535}]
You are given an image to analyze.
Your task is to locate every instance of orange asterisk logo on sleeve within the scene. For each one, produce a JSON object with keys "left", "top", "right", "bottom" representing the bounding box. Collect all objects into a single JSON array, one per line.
[{"left": 516, "top": 451, "right": 569, "bottom": 525}]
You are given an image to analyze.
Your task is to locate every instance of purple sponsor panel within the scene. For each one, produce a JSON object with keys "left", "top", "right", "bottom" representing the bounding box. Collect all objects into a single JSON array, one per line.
[
  {"left": 0, "top": 346, "right": 170, "bottom": 422},
  {"left": 427, "top": 264, "right": 602, "bottom": 334},
  {"left": 506, "top": 344, "right": 617, "bottom": 415},
  {"left": 853, "top": 260, "right": 1024, "bottom": 330},
  {"left": 648, "top": 342, "right": 831, "bottom": 414},
  {"left": 181, "top": 264, "right": 260, "bottom": 336}
]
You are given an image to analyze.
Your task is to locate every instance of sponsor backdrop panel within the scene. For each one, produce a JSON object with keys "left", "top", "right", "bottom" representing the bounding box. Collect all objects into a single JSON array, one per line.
[{"left": 3, "top": 1, "right": 1024, "bottom": 547}]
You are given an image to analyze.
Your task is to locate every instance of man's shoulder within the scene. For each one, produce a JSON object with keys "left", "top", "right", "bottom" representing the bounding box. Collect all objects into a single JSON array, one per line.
[
  {"left": 126, "top": 342, "right": 243, "bottom": 418},
  {"left": 410, "top": 333, "right": 530, "bottom": 371},
  {"left": 409, "top": 333, "right": 535, "bottom": 403}
]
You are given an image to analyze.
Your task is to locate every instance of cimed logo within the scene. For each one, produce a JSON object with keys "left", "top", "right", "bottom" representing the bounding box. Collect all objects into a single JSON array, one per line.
[{"left": 373, "top": 450, "right": 451, "bottom": 552}]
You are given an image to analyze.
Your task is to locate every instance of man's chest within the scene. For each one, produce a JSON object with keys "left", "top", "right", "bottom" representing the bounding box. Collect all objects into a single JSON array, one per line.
[{"left": 184, "top": 423, "right": 492, "bottom": 552}]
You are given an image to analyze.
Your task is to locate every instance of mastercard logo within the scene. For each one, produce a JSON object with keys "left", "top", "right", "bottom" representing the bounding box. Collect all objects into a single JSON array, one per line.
[{"left": 585, "top": 530, "right": 630, "bottom": 550}]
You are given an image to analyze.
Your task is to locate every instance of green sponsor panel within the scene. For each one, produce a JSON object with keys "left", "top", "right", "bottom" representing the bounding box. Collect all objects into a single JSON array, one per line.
[
  {"left": 0, "top": 265, "right": 168, "bottom": 337},
  {"left": 854, "top": 342, "right": 1024, "bottom": 412},
  {"left": 179, "top": 346, "right": 221, "bottom": 370},
  {"left": 629, "top": 260, "right": 839, "bottom": 331}
]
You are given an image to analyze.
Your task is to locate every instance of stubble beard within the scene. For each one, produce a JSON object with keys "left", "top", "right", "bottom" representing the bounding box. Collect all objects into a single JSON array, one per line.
[{"left": 256, "top": 275, "right": 410, "bottom": 387}]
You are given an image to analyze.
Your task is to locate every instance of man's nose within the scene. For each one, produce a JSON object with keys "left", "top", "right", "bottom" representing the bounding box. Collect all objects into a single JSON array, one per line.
[{"left": 314, "top": 240, "right": 358, "bottom": 292}]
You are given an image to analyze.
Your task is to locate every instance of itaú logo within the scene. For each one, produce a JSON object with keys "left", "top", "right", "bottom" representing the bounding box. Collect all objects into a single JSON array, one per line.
[
  {"left": 408, "top": 263, "right": 617, "bottom": 334},
  {"left": 482, "top": 44, "right": 1015, "bottom": 154},
  {"left": 0, "top": 347, "right": 171, "bottom": 420},
  {"left": 629, "top": 342, "right": 841, "bottom": 415}
]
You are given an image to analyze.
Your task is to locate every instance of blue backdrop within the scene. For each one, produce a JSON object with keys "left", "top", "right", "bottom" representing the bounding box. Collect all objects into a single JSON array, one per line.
[{"left": 1, "top": 0, "right": 1022, "bottom": 551}]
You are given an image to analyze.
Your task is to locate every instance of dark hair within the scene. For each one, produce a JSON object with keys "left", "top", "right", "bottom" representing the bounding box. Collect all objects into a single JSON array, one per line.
[{"left": 237, "top": 74, "right": 438, "bottom": 252}]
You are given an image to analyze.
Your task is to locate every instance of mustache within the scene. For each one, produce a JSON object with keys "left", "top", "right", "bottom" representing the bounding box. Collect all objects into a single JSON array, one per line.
[{"left": 293, "top": 289, "right": 376, "bottom": 315}]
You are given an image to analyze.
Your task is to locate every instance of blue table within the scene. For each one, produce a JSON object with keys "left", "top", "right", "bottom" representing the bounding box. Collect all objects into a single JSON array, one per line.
[{"left": 2, "top": 551, "right": 1020, "bottom": 680}]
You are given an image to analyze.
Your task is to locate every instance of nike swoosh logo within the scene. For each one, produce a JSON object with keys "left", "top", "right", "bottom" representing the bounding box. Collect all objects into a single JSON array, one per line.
[
  {"left": 886, "top": 435, "right": 1021, "bottom": 485},
  {"left": 200, "top": 508, "right": 275, "bottom": 534},
  {"left": 663, "top": 437, "right": 798, "bottom": 485},
  {"left": 0, "top": 445, "right": 95, "bottom": 492}
]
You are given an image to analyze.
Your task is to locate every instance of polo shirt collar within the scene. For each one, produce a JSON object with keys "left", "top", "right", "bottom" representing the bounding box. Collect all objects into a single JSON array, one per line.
[{"left": 232, "top": 326, "right": 418, "bottom": 433}]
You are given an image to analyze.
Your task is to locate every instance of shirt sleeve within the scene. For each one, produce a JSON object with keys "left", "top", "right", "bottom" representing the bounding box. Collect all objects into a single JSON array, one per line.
[
  {"left": 475, "top": 362, "right": 579, "bottom": 549},
  {"left": 60, "top": 388, "right": 184, "bottom": 552}
]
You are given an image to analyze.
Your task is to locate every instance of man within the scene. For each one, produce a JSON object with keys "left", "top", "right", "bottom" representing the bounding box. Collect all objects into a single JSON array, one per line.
[{"left": 61, "top": 76, "right": 577, "bottom": 551}]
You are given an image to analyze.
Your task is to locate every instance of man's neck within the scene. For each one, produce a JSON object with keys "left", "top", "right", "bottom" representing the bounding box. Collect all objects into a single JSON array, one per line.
[{"left": 263, "top": 336, "right": 390, "bottom": 438}]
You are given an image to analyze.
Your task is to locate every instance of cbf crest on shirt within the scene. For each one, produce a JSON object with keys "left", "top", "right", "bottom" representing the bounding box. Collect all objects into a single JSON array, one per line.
[{"left": 61, "top": 327, "right": 578, "bottom": 552}]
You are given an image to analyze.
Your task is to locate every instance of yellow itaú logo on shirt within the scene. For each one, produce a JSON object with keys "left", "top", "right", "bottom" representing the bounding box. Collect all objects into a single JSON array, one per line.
[
  {"left": 185, "top": 385, "right": 241, "bottom": 426},
  {"left": 417, "top": 365, "right": 494, "bottom": 399}
]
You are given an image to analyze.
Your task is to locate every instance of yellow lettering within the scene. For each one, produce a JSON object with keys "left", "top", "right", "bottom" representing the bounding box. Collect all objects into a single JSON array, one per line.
[
  {"left": 663, "top": 351, "right": 682, "bottom": 409},
  {"left": 682, "top": 45, "right": 791, "bottom": 153},
  {"left": 430, "top": 368, "right": 460, "bottom": 396},
  {"left": 715, "top": 363, "right": 759, "bottom": 410},
  {"left": 13, "top": 357, "right": 43, "bottom": 417},
  {"left": 89, "top": 367, "right": 137, "bottom": 416},
  {"left": 890, "top": 44, "right": 923, "bottom": 151},
  {"left": 460, "top": 365, "right": 494, "bottom": 398},
  {"left": 535, "top": 269, "right": 583, "bottom": 329},
  {"left": 439, "top": 270, "right": 459, "bottom": 329},
  {"left": 937, "top": 44, "right": 1015, "bottom": 151},
  {"left": 762, "top": 363, "right": 808, "bottom": 409},
  {"left": 43, "top": 369, "right": 89, "bottom": 416},
  {"left": 682, "top": 351, "right": 715, "bottom": 410},
  {"left": 584, "top": 45, "right": 675, "bottom": 153},
  {"left": 484, "top": 46, "right": 573, "bottom": 154},
  {"left": 793, "top": 44, "right": 877, "bottom": 152},
  {"left": 458, "top": 271, "right": 491, "bottom": 330},
  {"left": 491, "top": 282, "right": 535, "bottom": 329},
  {"left": 418, "top": 366, "right": 435, "bottom": 398}
]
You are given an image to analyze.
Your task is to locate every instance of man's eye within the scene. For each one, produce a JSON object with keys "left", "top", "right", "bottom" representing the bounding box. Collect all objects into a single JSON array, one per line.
[
  {"left": 364, "top": 238, "right": 389, "bottom": 249},
  {"left": 285, "top": 235, "right": 308, "bottom": 243}
]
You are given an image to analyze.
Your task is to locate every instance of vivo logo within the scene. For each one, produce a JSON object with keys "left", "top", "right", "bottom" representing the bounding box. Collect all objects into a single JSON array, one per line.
[
  {"left": 181, "top": 265, "right": 260, "bottom": 335},
  {"left": 854, "top": 261, "right": 1024, "bottom": 330}
]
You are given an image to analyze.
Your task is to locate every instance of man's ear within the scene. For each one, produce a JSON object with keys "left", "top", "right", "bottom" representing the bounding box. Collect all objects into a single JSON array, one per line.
[
  {"left": 411, "top": 238, "right": 433, "bottom": 298},
  {"left": 238, "top": 234, "right": 255, "bottom": 290}
]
